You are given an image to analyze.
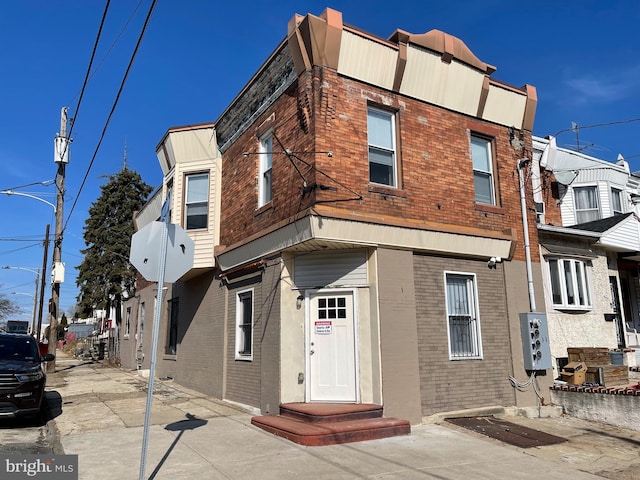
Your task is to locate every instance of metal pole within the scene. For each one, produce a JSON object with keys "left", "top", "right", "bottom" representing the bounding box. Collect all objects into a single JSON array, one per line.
[
  {"left": 37, "top": 224, "right": 50, "bottom": 343},
  {"left": 138, "top": 216, "right": 170, "bottom": 480},
  {"left": 30, "top": 272, "right": 39, "bottom": 335},
  {"left": 48, "top": 108, "right": 68, "bottom": 372},
  {"left": 518, "top": 158, "right": 536, "bottom": 312}
]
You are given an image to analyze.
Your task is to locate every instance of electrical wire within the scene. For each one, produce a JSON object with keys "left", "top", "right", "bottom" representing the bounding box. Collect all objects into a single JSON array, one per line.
[
  {"left": 63, "top": 0, "right": 158, "bottom": 233},
  {"left": 509, "top": 371, "right": 543, "bottom": 400}
]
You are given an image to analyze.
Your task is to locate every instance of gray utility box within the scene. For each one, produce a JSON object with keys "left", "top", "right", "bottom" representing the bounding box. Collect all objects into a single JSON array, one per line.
[{"left": 519, "top": 312, "right": 552, "bottom": 370}]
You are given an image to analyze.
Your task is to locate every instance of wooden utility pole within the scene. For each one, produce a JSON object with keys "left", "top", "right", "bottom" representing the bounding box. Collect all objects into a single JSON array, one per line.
[{"left": 47, "top": 108, "right": 69, "bottom": 372}]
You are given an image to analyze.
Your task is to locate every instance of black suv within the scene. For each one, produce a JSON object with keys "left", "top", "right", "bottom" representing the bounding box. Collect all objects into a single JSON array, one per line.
[{"left": 0, "top": 333, "right": 54, "bottom": 418}]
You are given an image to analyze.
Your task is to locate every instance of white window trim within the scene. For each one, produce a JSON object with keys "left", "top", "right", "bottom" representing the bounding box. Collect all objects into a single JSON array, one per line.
[
  {"left": 444, "top": 271, "right": 483, "bottom": 360},
  {"left": 573, "top": 184, "right": 600, "bottom": 224},
  {"left": 235, "top": 288, "right": 254, "bottom": 361},
  {"left": 184, "top": 172, "right": 209, "bottom": 230},
  {"left": 124, "top": 306, "right": 131, "bottom": 338},
  {"left": 367, "top": 106, "right": 397, "bottom": 188},
  {"left": 258, "top": 133, "right": 273, "bottom": 208},
  {"left": 546, "top": 257, "right": 592, "bottom": 310},
  {"left": 471, "top": 135, "right": 495, "bottom": 205},
  {"left": 610, "top": 186, "right": 624, "bottom": 215}
]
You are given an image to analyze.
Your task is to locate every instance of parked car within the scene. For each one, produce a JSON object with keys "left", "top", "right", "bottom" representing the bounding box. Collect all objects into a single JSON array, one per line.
[{"left": 0, "top": 333, "right": 54, "bottom": 418}]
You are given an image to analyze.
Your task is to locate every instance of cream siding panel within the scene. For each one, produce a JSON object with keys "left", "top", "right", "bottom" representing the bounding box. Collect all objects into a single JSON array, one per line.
[
  {"left": 135, "top": 189, "right": 163, "bottom": 229},
  {"left": 337, "top": 30, "right": 397, "bottom": 90},
  {"left": 294, "top": 250, "right": 367, "bottom": 287},
  {"left": 172, "top": 158, "right": 218, "bottom": 269},
  {"left": 167, "top": 129, "right": 217, "bottom": 164},
  {"left": 400, "top": 45, "right": 483, "bottom": 117},
  {"left": 482, "top": 84, "right": 527, "bottom": 129},
  {"left": 600, "top": 219, "right": 640, "bottom": 251}
]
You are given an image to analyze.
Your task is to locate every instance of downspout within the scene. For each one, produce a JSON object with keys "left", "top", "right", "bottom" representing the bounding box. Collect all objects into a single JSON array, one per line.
[{"left": 518, "top": 158, "right": 536, "bottom": 312}]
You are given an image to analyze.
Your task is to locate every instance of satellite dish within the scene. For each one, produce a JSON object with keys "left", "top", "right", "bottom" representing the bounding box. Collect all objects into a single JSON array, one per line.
[{"left": 554, "top": 170, "right": 578, "bottom": 186}]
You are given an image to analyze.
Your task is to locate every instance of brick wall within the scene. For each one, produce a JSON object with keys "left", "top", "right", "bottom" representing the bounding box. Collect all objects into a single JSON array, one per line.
[
  {"left": 170, "top": 272, "right": 226, "bottom": 398},
  {"left": 414, "top": 254, "right": 516, "bottom": 416},
  {"left": 220, "top": 66, "right": 538, "bottom": 263},
  {"left": 224, "top": 262, "right": 281, "bottom": 411}
]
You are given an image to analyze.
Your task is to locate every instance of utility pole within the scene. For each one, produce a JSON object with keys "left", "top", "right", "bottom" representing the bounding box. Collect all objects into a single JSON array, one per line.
[
  {"left": 37, "top": 224, "right": 50, "bottom": 343},
  {"left": 48, "top": 108, "right": 69, "bottom": 372}
]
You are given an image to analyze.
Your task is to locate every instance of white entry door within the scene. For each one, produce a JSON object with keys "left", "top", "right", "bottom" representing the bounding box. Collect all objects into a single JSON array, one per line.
[{"left": 308, "top": 291, "right": 357, "bottom": 402}]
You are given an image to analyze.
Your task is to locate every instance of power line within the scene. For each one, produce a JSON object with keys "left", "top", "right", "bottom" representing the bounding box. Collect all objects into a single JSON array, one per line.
[
  {"left": 553, "top": 117, "right": 640, "bottom": 137},
  {"left": 64, "top": 0, "right": 158, "bottom": 233}
]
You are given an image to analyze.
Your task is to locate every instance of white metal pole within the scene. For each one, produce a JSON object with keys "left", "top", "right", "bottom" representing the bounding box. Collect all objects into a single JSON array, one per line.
[{"left": 138, "top": 214, "right": 170, "bottom": 480}]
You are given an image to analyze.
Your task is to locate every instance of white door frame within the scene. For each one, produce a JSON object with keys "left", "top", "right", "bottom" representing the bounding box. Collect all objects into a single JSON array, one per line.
[{"left": 304, "top": 288, "right": 360, "bottom": 402}]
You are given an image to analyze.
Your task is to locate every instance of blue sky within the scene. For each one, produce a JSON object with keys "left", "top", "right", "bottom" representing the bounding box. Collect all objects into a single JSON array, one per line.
[{"left": 1, "top": 1, "right": 639, "bottom": 321}]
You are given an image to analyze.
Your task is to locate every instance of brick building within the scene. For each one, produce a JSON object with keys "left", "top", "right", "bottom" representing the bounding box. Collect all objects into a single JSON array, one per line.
[{"left": 124, "top": 8, "right": 549, "bottom": 424}]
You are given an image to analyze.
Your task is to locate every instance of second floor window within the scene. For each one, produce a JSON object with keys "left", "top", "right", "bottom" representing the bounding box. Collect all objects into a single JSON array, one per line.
[
  {"left": 185, "top": 173, "right": 209, "bottom": 230},
  {"left": 574, "top": 186, "right": 600, "bottom": 223},
  {"left": 471, "top": 135, "right": 495, "bottom": 205},
  {"left": 367, "top": 107, "right": 397, "bottom": 187},
  {"left": 259, "top": 133, "right": 273, "bottom": 207},
  {"left": 611, "top": 188, "right": 624, "bottom": 215}
]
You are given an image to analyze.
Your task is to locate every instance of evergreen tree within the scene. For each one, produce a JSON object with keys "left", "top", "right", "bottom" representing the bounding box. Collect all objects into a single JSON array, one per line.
[{"left": 76, "top": 167, "right": 153, "bottom": 320}]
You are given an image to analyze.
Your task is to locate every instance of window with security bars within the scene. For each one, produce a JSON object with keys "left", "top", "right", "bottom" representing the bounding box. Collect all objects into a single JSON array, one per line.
[
  {"left": 235, "top": 290, "right": 253, "bottom": 360},
  {"left": 445, "top": 273, "right": 482, "bottom": 359},
  {"left": 317, "top": 297, "right": 347, "bottom": 319}
]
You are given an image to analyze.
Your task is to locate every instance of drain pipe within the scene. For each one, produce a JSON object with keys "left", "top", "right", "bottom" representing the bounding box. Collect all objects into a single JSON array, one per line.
[{"left": 518, "top": 158, "right": 536, "bottom": 312}]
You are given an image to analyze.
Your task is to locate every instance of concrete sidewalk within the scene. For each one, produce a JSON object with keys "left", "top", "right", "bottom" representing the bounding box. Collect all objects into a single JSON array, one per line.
[{"left": 45, "top": 353, "right": 640, "bottom": 480}]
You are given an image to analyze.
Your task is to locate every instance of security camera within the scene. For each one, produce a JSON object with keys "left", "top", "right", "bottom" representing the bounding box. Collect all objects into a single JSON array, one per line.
[{"left": 487, "top": 257, "right": 497, "bottom": 268}]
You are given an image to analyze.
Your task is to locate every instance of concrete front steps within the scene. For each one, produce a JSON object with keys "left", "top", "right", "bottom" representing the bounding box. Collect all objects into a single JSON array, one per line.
[{"left": 251, "top": 403, "right": 411, "bottom": 446}]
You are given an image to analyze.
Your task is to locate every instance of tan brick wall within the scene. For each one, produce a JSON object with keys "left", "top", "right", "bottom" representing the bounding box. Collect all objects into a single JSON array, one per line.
[
  {"left": 170, "top": 272, "right": 226, "bottom": 398},
  {"left": 220, "top": 67, "right": 539, "bottom": 263},
  {"left": 224, "top": 262, "right": 281, "bottom": 412},
  {"left": 414, "top": 254, "right": 516, "bottom": 416}
]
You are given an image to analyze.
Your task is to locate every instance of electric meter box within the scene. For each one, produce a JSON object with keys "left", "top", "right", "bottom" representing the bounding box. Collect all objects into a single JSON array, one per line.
[{"left": 519, "top": 312, "right": 552, "bottom": 370}]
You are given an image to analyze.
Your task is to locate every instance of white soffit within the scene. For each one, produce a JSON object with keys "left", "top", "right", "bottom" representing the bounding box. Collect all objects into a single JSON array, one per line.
[
  {"left": 217, "top": 215, "right": 511, "bottom": 271},
  {"left": 400, "top": 44, "right": 483, "bottom": 117},
  {"left": 482, "top": 84, "right": 527, "bottom": 129},
  {"left": 338, "top": 30, "right": 397, "bottom": 91}
]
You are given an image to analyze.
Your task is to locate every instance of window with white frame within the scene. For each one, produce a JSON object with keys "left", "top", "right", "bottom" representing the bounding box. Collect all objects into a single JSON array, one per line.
[
  {"left": 367, "top": 107, "right": 397, "bottom": 187},
  {"left": 235, "top": 290, "right": 254, "bottom": 360},
  {"left": 471, "top": 135, "right": 495, "bottom": 205},
  {"left": 124, "top": 306, "right": 131, "bottom": 337},
  {"left": 573, "top": 186, "right": 600, "bottom": 223},
  {"left": 185, "top": 173, "right": 209, "bottom": 230},
  {"left": 547, "top": 258, "right": 592, "bottom": 309},
  {"left": 445, "top": 273, "right": 482, "bottom": 359},
  {"left": 258, "top": 133, "right": 273, "bottom": 207},
  {"left": 611, "top": 187, "right": 624, "bottom": 215}
]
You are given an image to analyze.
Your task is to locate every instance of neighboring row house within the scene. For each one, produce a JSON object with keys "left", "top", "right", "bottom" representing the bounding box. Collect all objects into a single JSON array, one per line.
[
  {"left": 122, "top": 8, "right": 551, "bottom": 425},
  {"left": 532, "top": 136, "right": 640, "bottom": 376}
]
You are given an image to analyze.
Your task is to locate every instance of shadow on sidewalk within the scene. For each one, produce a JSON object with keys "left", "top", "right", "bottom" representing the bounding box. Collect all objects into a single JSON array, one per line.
[{"left": 148, "top": 413, "right": 208, "bottom": 480}]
